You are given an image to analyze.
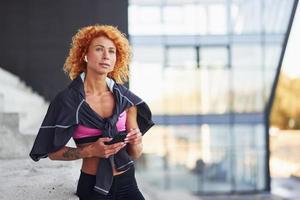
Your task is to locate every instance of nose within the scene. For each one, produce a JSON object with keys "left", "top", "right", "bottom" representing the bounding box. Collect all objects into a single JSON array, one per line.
[{"left": 103, "top": 49, "right": 109, "bottom": 60}]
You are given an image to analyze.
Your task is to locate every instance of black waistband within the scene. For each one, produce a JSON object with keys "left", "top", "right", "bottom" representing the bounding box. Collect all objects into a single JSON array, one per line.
[{"left": 80, "top": 165, "right": 134, "bottom": 179}]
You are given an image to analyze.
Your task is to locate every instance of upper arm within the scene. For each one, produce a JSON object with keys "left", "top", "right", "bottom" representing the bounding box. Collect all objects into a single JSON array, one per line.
[{"left": 126, "top": 106, "right": 138, "bottom": 130}]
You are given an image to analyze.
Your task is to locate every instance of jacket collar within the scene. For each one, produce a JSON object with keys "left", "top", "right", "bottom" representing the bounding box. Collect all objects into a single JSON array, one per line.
[
  {"left": 80, "top": 72, "right": 115, "bottom": 91},
  {"left": 69, "top": 72, "right": 116, "bottom": 98}
]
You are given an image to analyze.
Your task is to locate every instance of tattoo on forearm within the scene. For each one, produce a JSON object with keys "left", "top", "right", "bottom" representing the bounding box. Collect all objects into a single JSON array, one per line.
[{"left": 63, "top": 147, "right": 81, "bottom": 159}]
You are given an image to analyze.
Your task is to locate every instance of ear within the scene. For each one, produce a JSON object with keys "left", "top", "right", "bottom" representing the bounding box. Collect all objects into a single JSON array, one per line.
[{"left": 84, "top": 55, "right": 88, "bottom": 62}]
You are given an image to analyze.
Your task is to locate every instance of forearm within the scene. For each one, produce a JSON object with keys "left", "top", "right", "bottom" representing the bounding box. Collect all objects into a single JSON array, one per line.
[
  {"left": 127, "top": 143, "right": 143, "bottom": 160},
  {"left": 125, "top": 106, "right": 143, "bottom": 159},
  {"left": 48, "top": 146, "right": 91, "bottom": 161}
]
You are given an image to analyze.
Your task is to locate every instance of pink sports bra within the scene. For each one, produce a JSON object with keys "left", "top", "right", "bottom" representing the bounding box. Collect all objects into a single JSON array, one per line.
[{"left": 73, "top": 111, "right": 127, "bottom": 144}]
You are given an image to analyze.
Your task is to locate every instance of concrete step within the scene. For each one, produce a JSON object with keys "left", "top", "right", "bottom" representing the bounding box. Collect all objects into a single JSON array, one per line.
[
  {"left": 0, "top": 67, "right": 48, "bottom": 134},
  {"left": 0, "top": 112, "right": 35, "bottom": 158}
]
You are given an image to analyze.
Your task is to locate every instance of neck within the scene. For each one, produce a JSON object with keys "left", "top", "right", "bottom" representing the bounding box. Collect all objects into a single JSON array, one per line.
[{"left": 83, "top": 72, "right": 109, "bottom": 96}]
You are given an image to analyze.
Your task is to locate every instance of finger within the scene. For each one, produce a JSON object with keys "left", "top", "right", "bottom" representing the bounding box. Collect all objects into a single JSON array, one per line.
[
  {"left": 104, "top": 148, "right": 118, "bottom": 157},
  {"left": 98, "top": 137, "right": 113, "bottom": 142},
  {"left": 116, "top": 143, "right": 127, "bottom": 151},
  {"left": 105, "top": 143, "right": 126, "bottom": 156},
  {"left": 125, "top": 136, "right": 138, "bottom": 143},
  {"left": 125, "top": 133, "right": 142, "bottom": 142},
  {"left": 126, "top": 130, "right": 141, "bottom": 138},
  {"left": 107, "top": 142, "right": 126, "bottom": 149},
  {"left": 125, "top": 136, "right": 142, "bottom": 145}
]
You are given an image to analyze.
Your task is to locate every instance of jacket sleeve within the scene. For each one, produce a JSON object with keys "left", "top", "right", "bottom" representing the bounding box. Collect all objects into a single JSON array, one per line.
[
  {"left": 29, "top": 91, "right": 77, "bottom": 161},
  {"left": 135, "top": 101, "right": 154, "bottom": 135},
  {"left": 118, "top": 85, "right": 155, "bottom": 135}
]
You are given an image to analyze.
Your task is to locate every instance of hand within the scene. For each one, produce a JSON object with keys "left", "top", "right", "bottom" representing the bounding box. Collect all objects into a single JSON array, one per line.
[
  {"left": 87, "top": 137, "right": 126, "bottom": 158},
  {"left": 124, "top": 128, "right": 142, "bottom": 145}
]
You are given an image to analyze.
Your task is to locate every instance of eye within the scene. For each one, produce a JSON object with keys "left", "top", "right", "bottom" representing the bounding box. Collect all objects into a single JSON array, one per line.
[
  {"left": 109, "top": 49, "right": 116, "bottom": 54},
  {"left": 96, "top": 47, "right": 104, "bottom": 51}
]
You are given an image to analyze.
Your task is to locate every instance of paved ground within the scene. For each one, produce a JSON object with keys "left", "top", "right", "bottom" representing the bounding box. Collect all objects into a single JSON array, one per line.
[
  {"left": 0, "top": 158, "right": 299, "bottom": 200},
  {"left": 0, "top": 158, "right": 79, "bottom": 200}
]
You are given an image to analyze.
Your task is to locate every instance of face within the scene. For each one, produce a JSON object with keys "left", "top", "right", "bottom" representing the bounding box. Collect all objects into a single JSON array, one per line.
[{"left": 85, "top": 36, "right": 117, "bottom": 76}]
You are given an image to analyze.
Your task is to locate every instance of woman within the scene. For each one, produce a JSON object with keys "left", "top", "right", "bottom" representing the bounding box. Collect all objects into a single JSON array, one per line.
[{"left": 29, "top": 25, "right": 154, "bottom": 200}]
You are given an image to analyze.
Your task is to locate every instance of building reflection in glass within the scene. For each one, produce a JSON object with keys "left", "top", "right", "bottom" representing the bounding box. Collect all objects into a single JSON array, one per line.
[{"left": 128, "top": 0, "right": 298, "bottom": 194}]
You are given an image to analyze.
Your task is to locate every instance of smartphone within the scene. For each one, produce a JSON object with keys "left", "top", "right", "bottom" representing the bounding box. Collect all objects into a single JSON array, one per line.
[{"left": 104, "top": 132, "right": 127, "bottom": 145}]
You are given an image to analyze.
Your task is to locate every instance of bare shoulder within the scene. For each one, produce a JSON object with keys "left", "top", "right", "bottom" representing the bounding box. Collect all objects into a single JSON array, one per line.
[{"left": 127, "top": 106, "right": 137, "bottom": 114}]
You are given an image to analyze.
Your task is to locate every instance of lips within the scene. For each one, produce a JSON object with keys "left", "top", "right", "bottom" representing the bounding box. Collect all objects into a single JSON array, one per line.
[{"left": 99, "top": 63, "right": 110, "bottom": 67}]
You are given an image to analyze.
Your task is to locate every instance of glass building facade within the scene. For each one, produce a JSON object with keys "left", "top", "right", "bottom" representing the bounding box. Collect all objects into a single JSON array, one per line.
[{"left": 128, "top": 0, "right": 297, "bottom": 194}]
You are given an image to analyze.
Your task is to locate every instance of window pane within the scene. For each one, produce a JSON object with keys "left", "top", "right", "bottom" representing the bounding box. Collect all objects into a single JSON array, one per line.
[
  {"left": 208, "top": 4, "right": 227, "bottom": 34},
  {"left": 232, "top": 69, "right": 264, "bottom": 112},
  {"left": 232, "top": 45, "right": 262, "bottom": 69},
  {"left": 128, "top": 5, "right": 162, "bottom": 35},
  {"left": 231, "top": 0, "right": 261, "bottom": 34},
  {"left": 200, "top": 47, "right": 228, "bottom": 68},
  {"left": 132, "top": 46, "right": 163, "bottom": 63},
  {"left": 167, "top": 47, "right": 196, "bottom": 69}
]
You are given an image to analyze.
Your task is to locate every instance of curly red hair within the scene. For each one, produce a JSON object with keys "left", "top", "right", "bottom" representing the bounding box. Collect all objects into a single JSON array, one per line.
[{"left": 63, "top": 25, "right": 131, "bottom": 84}]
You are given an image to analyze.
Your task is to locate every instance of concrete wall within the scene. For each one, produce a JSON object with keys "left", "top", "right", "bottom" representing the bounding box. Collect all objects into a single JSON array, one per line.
[{"left": 0, "top": 0, "right": 128, "bottom": 100}]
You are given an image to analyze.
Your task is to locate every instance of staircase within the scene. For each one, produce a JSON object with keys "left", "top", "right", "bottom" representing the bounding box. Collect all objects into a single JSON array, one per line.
[{"left": 0, "top": 67, "right": 49, "bottom": 158}]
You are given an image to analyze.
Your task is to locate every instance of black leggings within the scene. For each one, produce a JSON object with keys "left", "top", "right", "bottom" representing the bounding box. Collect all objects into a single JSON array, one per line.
[{"left": 76, "top": 166, "right": 145, "bottom": 200}]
